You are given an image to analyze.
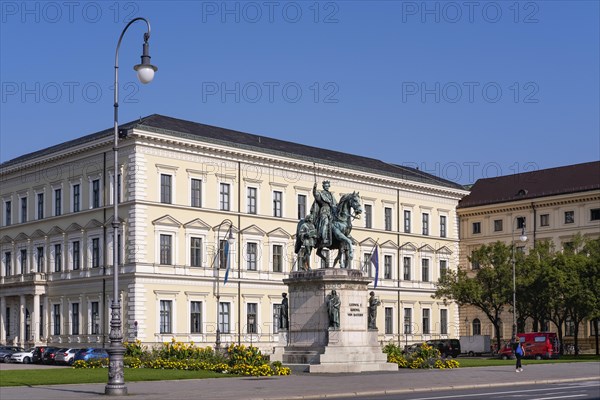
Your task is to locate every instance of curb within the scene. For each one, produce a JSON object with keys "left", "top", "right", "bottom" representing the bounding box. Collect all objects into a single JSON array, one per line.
[{"left": 266, "top": 377, "right": 600, "bottom": 400}]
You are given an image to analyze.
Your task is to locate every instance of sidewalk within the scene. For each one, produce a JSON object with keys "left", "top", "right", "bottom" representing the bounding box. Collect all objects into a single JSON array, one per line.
[{"left": 1, "top": 362, "right": 598, "bottom": 400}]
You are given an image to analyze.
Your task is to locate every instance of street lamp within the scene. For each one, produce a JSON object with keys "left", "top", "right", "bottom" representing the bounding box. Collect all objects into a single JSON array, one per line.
[
  {"left": 214, "top": 219, "right": 235, "bottom": 351},
  {"left": 511, "top": 217, "right": 528, "bottom": 340},
  {"left": 106, "top": 17, "right": 157, "bottom": 397}
]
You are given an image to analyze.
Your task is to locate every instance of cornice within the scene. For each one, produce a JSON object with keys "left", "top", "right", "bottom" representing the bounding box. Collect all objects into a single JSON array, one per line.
[{"left": 131, "top": 129, "right": 468, "bottom": 201}]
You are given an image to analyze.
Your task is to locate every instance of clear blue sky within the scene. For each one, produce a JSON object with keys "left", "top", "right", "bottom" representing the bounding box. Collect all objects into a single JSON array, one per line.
[{"left": 1, "top": 1, "right": 598, "bottom": 184}]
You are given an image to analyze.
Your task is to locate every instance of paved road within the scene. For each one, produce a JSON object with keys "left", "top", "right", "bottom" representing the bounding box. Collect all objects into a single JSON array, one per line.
[{"left": 0, "top": 362, "right": 598, "bottom": 400}]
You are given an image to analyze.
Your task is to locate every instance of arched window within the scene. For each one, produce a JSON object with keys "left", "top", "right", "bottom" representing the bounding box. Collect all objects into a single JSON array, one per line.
[{"left": 472, "top": 318, "right": 481, "bottom": 335}]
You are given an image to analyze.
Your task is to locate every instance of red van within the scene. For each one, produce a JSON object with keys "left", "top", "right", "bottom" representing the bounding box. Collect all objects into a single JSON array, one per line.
[{"left": 498, "top": 332, "right": 559, "bottom": 360}]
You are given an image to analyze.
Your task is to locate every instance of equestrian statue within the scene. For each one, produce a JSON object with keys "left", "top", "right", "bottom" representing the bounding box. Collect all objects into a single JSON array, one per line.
[{"left": 295, "top": 180, "right": 363, "bottom": 270}]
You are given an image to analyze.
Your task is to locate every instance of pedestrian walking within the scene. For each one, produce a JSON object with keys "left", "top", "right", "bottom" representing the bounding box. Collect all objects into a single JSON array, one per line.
[{"left": 514, "top": 339, "right": 525, "bottom": 372}]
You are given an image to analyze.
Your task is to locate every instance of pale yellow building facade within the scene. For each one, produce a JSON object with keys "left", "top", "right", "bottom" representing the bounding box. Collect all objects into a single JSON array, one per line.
[
  {"left": 457, "top": 162, "right": 600, "bottom": 350},
  {"left": 0, "top": 114, "right": 468, "bottom": 352}
]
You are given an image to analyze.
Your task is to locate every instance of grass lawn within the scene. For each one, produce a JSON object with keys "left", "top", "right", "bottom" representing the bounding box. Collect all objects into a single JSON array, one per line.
[
  {"left": 456, "top": 355, "right": 600, "bottom": 368},
  {"left": 2, "top": 356, "right": 598, "bottom": 387},
  {"left": 0, "top": 368, "right": 231, "bottom": 387}
]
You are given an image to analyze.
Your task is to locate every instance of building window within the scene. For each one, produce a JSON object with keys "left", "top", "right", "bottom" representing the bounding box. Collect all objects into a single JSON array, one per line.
[
  {"left": 472, "top": 222, "right": 481, "bottom": 234},
  {"left": 190, "top": 301, "right": 202, "bottom": 334},
  {"left": 4, "top": 200, "right": 11, "bottom": 226},
  {"left": 220, "top": 183, "right": 230, "bottom": 211},
  {"left": 92, "top": 179, "right": 100, "bottom": 209},
  {"left": 440, "top": 215, "right": 447, "bottom": 237},
  {"left": 564, "top": 211, "right": 575, "bottom": 224},
  {"left": 191, "top": 178, "right": 202, "bottom": 208},
  {"left": 219, "top": 302, "right": 230, "bottom": 334},
  {"left": 160, "top": 235, "right": 172, "bottom": 265},
  {"left": 53, "top": 304, "right": 61, "bottom": 335},
  {"left": 117, "top": 174, "right": 122, "bottom": 203},
  {"left": 72, "top": 184, "right": 80, "bottom": 212},
  {"left": 384, "top": 255, "right": 392, "bottom": 279},
  {"left": 37, "top": 193, "right": 44, "bottom": 219},
  {"left": 4, "top": 252, "right": 11, "bottom": 276},
  {"left": 273, "top": 191, "right": 282, "bottom": 217},
  {"left": 540, "top": 214, "right": 550, "bottom": 227},
  {"left": 91, "top": 301, "right": 99, "bottom": 334},
  {"left": 440, "top": 259, "right": 447, "bottom": 277},
  {"left": 565, "top": 318, "right": 575, "bottom": 336},
  {"left": 160, "top": 174, "right": 172, "bottom": 204},
  {"left": 404, "top": 210, "right": 411, "bottom": 233},
  {"left": 36, "top": 246, "right": 44, "bottom": 273},
  {"left": 54, "top": 244, "right": 62, "bottom": 272},
  {"left": 72, "top": 241, "right": 80, "bottom": 270},
  {"left": 365, "top": 204, "right": 372, "bottom": 228},
  {"left": 422, "top": 309, "right": 430, "bottom": 335},
  {"left": 404, "top": 308, "right": 412, "bottom": 334},
  {"left": 54, "top": 188, "right": 62, "bottom": 216},
  {"left": 472, "top": 318, "right": 481, "bottom": 335},
  {"left": 273, "top": 304, "right": 282, "bottom": 334},
  {"left": 71, "top": 303, "right": 79, "bottom": 335},
  {"left": 219, "top": 239, "right": 228, "bottom": 269},
  {"left": 20, "top": 196, "right": 27, "bottom": 223},
  {"left": 517, "top": 216, "right": 526, "bottom": 229},
  {"left": 384, "top": 207, "right": 392, "bottom": 231},
  {"left": 91, "top": 238, "right": 100, "bottom": 268},
  {"left": 403, "top": 257, "right": 411, "bottom": 280},
  {"left": 247, "top": 303, "right": 257, "bottom": 334},
  {"left": 298, "top": 194, "right": 307, "bottom": 220},
  {"left": 160, "top": 300, "right": 172, "bottom": 334},
  {"left": 320, "top": 249, "right": 330, "bottom": 269},
  {"left": 190, "top": 237, "right": 202, "bottom": 267},
  {"left": 591, "top": 208, "right": 600, "bottom": 221},
  {"left": 421, "top": 259, "right": 429, "bottom": 282},
  {"left": 494, "top": 219, "right": 503, "bottom": 232},
  {"left": 19, "top": 249, "right": 26, "bottom": 274},
  {"left": 273, "top": 244, "right": 283, "bottom": 272},
  {"left": 440, "top": 309, "right": 448, "bottom": 335},
  {"left": 364, "top": 253, "right": 373, "bottom": 277},
  {"left": 385, "top": 307, "right": 393, "bottom": 334},
  {"left": 422, "top": 213, "right": 429, "bottom": 235},
  {"left": 247, "top": 242, "right": 257, "bottom": 271},
  {"left": 247, "top": 187, "right": 257, "bottom": 214}
]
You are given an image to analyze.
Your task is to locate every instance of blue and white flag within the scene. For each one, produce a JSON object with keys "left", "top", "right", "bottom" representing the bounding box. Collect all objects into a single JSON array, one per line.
[{"left": 370, "top": 245, "right": 379, "bottom": 288}]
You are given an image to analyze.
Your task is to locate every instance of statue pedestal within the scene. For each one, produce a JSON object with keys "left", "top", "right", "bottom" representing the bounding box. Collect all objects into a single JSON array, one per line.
[{"left": 280, "top": 269, "right": 397, "bottom": 373}]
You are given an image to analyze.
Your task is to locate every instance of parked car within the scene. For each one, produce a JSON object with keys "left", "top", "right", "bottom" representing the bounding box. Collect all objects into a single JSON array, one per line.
[
  {"left": 0, "top": 346, "right": 24, "bottom": 363},
  {"left": 54, "top": 348, "right": 79, "bottom": 365},
  {"left": 426, "top": 339, "right": 461, "bottom": 358},
  {"left": 41, "top": 347, "right": 59, "bottom": 365},
  {"left": 74, "top": 348, "right": 109, "bottom": 362},
  {"left": 32, "top": 346, "right": 50, "bottom": 364},
  {"left": 10, "top": 348, "right": 35, "bottom": 364}
]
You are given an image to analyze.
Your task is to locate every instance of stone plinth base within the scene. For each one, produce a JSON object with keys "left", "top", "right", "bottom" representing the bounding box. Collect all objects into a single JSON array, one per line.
[{"left": 280, "top": 269, "right": 397, "bottom": 373}]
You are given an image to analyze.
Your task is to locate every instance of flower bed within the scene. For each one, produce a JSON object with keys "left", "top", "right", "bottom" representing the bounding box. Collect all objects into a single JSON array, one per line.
[
  {"left": 383, "top": 342, "right": 460, "bottom": 369},
  {"left": 73, "top": 339, "right": 291, "bottom": 377}
]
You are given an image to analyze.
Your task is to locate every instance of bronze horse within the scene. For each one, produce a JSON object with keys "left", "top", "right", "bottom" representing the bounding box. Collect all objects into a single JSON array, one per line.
[{"left": 295, "top": 191, "right": 362, "bottom": 269}]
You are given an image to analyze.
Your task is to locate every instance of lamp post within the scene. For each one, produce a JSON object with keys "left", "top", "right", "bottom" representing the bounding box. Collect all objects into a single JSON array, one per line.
[
  {"left": 214, "top": 219, "right": 235, "bottom": 351},
  {"left": 511, "top": 217, "right": 528, "bottom": 340},
  {"left": 106, "top": 18, "right": 157, "bottom": 396}
]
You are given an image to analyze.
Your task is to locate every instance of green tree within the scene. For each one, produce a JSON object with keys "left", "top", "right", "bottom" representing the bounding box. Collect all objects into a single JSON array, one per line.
[
  {"left": 519, "top": 241, "right": 554, "bottom": 333},
  {"left": 434, "top": 242, "right": 513, "bottom": 351}
]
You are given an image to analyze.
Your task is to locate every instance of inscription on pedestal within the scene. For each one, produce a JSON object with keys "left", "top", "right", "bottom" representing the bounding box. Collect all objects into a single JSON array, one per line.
[{"left": 348, "top": 302, "right": 364, "bottom": 317}]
